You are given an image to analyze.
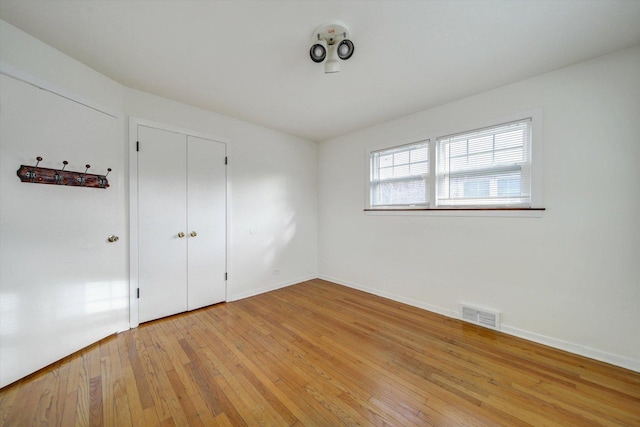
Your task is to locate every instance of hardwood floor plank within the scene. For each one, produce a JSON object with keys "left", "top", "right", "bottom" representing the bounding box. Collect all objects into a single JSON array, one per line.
[
  {"left": 89, "top": 375, "right": 103, "bottom": 427},
  {"left": 165, "top": 368, "right": 206, "bottom": 427},
  {"left": 178, "top": 338, "right": 247, "bottom": 426},
  {"left": 99, "top": 343, "right": 115, "bottom": 427},
  {"left": 117, "top": 337, "right": 147, "bottom": 426},
  {"left": 60, "top": 389, "right": 78, "bottom": 427},
  {"left": 135, "top": 328, "right": 177, "bottom": 423},
  {"left": 13, "top": 374, "right": 38, "bottom": 426},
  {"left": 125, "top": 330, "right": 154, "bottom": 411},
  {"left": 53, "top": 359, "right": 74, "bottom": 425},
  {"left": 73, "top": 349, "right": 92, "bottom": 426},
  {"left": 142, "top": 406, "right": 162, "bottom": 426},
  {"left": 1, "top": 279, "right": 639, "bottom": 426},
  {"left": 156, "top": 321, "right": 200, "bottom": 397},
  {"left": 33, "top": 370, "right": 60, "bottom": 426}
]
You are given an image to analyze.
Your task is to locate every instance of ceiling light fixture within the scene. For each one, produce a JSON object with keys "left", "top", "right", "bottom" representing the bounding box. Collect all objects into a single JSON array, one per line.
[{"left": 309, "top": 20, "right": 354, "bottom": 74}]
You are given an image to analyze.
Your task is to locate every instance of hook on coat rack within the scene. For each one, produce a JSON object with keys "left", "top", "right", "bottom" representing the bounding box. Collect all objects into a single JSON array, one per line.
[
  {"left": 78, "top": 164, "right": 90, "bottom": 186},
  {"left": 17, "top": 156, "right": 111, "bottom": 189},
  {"left": 25, "top": 156, "right": 43, "bottom": 182},
  {"left": 55, "top": 161, "right": 68, "bottom": 184}
]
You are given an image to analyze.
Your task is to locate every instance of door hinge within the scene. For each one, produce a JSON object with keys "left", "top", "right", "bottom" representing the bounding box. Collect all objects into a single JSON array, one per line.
[
  {"left": 137, "top": 288, "right": 140, "bottom": 298},
  {"left": 225, "top": 156, "right": 228, "bottom": 165},
  {"left": 136, "top": 141, "right": 139, "bottom": 152},
  {"left": 225, "top": 273, "right": 228, "bottom": 281}
]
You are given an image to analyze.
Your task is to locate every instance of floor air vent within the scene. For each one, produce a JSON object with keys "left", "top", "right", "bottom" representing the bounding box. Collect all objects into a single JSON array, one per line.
[{"left": 460, "top": 304, "right": 501, "bottom": 330}]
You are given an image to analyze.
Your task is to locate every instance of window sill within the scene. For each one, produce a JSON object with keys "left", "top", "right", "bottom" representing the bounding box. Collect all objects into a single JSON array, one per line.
[{"left": 364, "top": 207, "right": 546, "bottom": 218}]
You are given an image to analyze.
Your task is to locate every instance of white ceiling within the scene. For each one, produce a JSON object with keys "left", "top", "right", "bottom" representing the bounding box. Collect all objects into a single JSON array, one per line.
[{"left": 1, "top": 1, "right": 640, "bottom": 142}]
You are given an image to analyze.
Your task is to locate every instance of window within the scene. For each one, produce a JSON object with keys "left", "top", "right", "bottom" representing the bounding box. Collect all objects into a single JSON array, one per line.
[
  {"left": 437, "top": 119, "right": 532, "bottom": 207},
  {"left": 370, "top": 141, "right": 429, "bottom": 207},
  {"left": 366, "top": 112, "right": 541, "bottom": 213}
]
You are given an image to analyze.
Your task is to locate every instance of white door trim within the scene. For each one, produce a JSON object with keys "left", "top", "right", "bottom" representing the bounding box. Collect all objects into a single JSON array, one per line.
[{"left": 128, "top": 117, "right": 230, "bottom": 328}]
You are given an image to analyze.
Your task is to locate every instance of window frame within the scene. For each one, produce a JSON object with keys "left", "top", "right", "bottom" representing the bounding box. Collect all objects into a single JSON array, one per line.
[
  {"left": 369, "top": 139, "right": 431, "bottom": 208},
  {"left": 365, "top": 109, "right": 543, "bottom": 217},
  {"left": 436, "top": 118, "right": 532, "bottom": 208}
]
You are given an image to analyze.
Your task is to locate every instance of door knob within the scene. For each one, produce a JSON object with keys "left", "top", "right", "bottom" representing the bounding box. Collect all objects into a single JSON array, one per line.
[
  {"left": 190, "top": 231, "right": 197, "bottom": 237},
  {"left": 107, "top": 235, "right": 119, "bottom": 243},
  {"left": 178, "top": 232, "right": 185, "bottom": 238}
]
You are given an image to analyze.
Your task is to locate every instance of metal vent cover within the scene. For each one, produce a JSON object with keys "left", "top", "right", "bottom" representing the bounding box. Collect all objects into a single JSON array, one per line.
[{"left": 459, "top": 304, "right": 501, "bottom": 330}]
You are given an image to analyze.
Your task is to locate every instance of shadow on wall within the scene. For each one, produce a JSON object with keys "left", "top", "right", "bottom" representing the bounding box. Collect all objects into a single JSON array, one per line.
[{"left": 244, "top": 174, "right": 299, "bottom": 278}]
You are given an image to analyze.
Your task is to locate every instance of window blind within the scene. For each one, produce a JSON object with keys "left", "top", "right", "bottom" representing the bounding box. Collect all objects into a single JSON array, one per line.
[{"left": 437, "top": 119, "right": 532, "bottom": 207}]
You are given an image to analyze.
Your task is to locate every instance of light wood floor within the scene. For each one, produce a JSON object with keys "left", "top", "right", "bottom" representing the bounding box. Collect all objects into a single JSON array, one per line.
[{"left": 1, "top": 279, "right": 639, "bottom": 426}]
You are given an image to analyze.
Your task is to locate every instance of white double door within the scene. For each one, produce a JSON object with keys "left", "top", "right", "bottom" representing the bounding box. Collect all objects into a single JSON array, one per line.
[{"left": 137, "top": 125, "right": 226, "bottom": 323}]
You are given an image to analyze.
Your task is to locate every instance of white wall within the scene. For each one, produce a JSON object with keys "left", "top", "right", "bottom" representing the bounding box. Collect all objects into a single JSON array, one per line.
[
  {"left": 318, "top": 45, "right": 640, "bottom": 371},
  {"left": 0, "top": 19, "right": 318, "bottom": 386}
]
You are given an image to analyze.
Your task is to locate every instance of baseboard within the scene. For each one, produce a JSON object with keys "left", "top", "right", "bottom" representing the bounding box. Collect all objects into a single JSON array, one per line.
[
  {"left": 318, "top": 274, "right": 640, "bottom": 373},
  {"left": 228, "top": 274, "right": 318, "bottom": 302},
  {"left": 499, "top": 325, "right": 640, "bottom": 373}
]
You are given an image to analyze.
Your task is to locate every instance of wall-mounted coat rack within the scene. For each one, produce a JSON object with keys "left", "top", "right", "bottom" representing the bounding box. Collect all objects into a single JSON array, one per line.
[{"left": 16, "top": 157, "right": 111, "bottom": 189}]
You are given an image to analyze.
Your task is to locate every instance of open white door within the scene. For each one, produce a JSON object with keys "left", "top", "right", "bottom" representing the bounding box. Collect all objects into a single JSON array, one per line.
[{"left": 0, "top": 73, "right": 127, "bottom": 388}]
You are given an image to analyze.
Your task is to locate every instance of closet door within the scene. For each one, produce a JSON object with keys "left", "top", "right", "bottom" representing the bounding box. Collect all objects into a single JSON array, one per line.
[
  {"left": 187, "top": 136, "right": 226, "bottom": 309},
  {"left": 137, "top": 126, "right": 188, "bottom": 323}
]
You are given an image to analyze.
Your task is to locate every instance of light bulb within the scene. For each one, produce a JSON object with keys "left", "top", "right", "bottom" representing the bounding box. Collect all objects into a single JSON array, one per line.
[
  {"left": 310, "top": 42, "right": 327, "bottom": 63},
  {"left": 337, "top": 39, "right": 354, "bottom": 60}
]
